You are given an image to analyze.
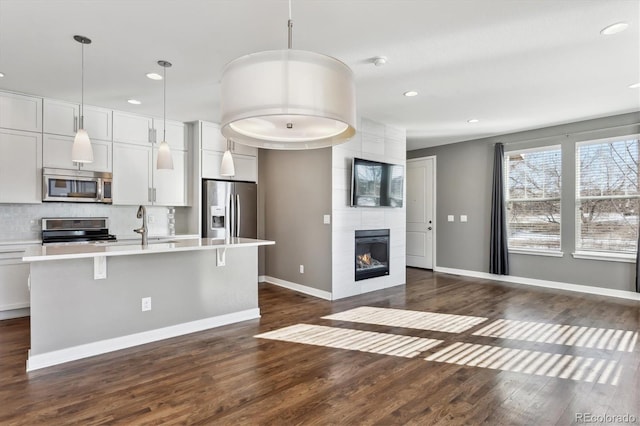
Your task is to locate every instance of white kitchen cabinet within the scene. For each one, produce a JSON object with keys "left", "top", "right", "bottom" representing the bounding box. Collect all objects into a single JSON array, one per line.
[
  {"left": 113, "top": 142, "right": 188, "bottom": 206},
  {"left": 112, "top": 142, "right": 153, "bottom": 205},
  {"left": 153, "top": 149, "right": 186, "bottom": 206},
  {"left": 201, "top": 150, "right": 257, "bottom": 182},
  {"left": 201, "top": 150, "right": 223, "bottom": 179},
  {"left": 0, "top": 92, "right": 42, "bottom": 133},
  {"left": 113, "top": 111, "right": 154, "bottom": 145},
  {"left": 43, "top": 100, "right": 112, "bottom": 141},
  {"left": 201, "top": 121, "right": 257, "bottom": 156},
  {"left": 153, "top": 119, "right": 186, "bottom": 150},
  {"left": 0, "top": 249, "right": 31, "bottom": 317},
  {"left": 201, "top": 122, "right": 227, "bottom": 151},
  {"left": 0, "top": 129, "right": 42, "bottom": 204},
  {"left": 43, "top": 134, "right": 112, "bottom": 172},
  {"left": 43, "top": 99, "right": 78, "bottom": 136}
]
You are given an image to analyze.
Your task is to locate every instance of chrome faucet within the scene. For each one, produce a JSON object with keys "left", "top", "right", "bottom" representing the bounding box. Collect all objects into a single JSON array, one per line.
[{"left": 133, "top": 205, "right": 148, "bottom": 246}]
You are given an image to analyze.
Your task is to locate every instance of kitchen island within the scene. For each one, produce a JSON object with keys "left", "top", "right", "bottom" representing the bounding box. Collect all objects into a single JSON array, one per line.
[{"left": 22, "top": 237, "right": 274, "bottom": 371}]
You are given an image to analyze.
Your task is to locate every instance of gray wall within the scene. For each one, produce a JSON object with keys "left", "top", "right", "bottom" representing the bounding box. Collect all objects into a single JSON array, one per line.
[
  {"left": 408, "top": 112, "right": 640, "bottom": 292},
  {"left": 258, "top": 148, "right": 332, "bottom": 291}
]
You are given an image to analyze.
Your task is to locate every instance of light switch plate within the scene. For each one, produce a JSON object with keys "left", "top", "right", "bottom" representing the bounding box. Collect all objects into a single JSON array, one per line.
[
  {"left": 460, "top": 215, "right": 468, "bottom": 222},
  {"left": 94, "top": 256, "right": 107, "bottom": 280},
  {"left": 447, "top": 215, "right": 454, "bottom": 222}
]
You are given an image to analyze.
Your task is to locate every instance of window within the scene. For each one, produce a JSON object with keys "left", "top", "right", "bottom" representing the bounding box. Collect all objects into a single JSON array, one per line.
[
  {"left": 576, "top": 136, "right": 639, "bottom": 254},
  {"left": 505, "top": 146, "right": 562, "bottom": 252}
]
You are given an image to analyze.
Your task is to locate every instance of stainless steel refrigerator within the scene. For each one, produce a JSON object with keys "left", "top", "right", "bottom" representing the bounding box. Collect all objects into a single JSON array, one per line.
[{"left": 202, "top": 179, "right": 257, "bottom": 239}]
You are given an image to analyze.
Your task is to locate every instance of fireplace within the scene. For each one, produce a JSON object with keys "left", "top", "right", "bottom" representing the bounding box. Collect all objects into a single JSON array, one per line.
[{"left": 355, "top": 229, "right": 390, "bottom": 281}]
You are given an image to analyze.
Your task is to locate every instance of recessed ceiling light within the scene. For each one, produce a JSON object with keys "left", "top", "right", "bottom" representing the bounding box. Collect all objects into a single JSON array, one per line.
[
  {"left": 146, "top": 72, "right": 163, "bottom": 80},
  {"left": 600, "top": 22, "right": 629, "bottom": 35},
  {"left": 127, "top": 99, "right": 142, "bottom": 105},
  {"left": 467, "top": 119, "right": 480, "bottom": 123},
  {"left": 629, "top": 82, "right": 640, "bottom": 89},
  {"left": 0, "top": 72, "right": 4, "bottom": 77},
  {"left": 403, "top": 91, "right": 418, "bottom": 97}
]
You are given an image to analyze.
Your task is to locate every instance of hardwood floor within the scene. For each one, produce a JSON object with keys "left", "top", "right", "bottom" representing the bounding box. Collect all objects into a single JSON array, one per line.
[{"left": 1, "top": 268, "right": 638, "bottom": 425}]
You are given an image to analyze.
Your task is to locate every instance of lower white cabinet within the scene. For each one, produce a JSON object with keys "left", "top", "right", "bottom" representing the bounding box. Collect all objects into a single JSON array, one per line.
[
  {"left": 202, "top": 150, "right": 257, "bottom": 182},
  {"left": 0, "top": 128, "right": 42, "bottom": 204},
  {"left": 113, "top": 142, "right": 187, "bottom": 206},
  {"left": 43, "top": 134, "right": 112, "bottom": 172},
  {"left": 0, "top": 250, "right": 32, "bottom": 317}
]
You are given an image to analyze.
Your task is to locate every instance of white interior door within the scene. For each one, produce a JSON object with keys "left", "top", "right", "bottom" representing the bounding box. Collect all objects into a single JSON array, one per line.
[{"left": 406, "top": 157, "right": 435, "bottom": 269}]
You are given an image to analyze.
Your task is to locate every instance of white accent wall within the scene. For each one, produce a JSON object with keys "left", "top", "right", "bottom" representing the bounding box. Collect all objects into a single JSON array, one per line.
[{"left": 331, "top": 118, "right": 407, "bottom": 299}]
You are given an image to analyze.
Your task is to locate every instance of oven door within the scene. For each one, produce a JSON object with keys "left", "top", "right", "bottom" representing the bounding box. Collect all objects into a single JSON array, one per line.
[{"left": 43, "top": 175, "right": 102, "bottom": 202}]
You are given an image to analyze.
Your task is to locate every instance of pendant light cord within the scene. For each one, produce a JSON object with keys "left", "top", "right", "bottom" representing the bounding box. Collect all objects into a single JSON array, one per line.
[
  {"left": 163, "top": 63, "right": 166, "bottom": 142},
  {"left": 80, "top": 41, "right": 84, "bottom": 127},
  {"left": 287, "top": 0, "right": 293, "bottom": 49}
]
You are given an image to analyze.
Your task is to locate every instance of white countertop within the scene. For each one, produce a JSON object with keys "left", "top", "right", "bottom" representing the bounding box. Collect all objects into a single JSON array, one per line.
[{"left": 23, "top": 237, "right": 275, "bottom": 262}]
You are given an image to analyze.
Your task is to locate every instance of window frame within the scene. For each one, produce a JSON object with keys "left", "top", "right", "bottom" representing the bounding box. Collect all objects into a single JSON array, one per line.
[
  {"left": 504, "top": 144, "right": 563, "bottom": 256},
  {"left": 574, "top": 134, "right": 640, "bottom": 260}
]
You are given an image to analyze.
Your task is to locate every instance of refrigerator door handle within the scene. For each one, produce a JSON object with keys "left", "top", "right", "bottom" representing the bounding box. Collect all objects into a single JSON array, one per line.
[
  {"left": 236, "top": 194, "right": 241, "bottom": 237},
  {"left": 227, "top": 193, "right": 234, "bottom": 239}
]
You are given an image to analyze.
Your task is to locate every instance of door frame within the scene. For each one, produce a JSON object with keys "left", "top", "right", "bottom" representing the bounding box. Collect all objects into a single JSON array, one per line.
[{"left": 406, "top": 155, "right": 437, "bottom": 269}]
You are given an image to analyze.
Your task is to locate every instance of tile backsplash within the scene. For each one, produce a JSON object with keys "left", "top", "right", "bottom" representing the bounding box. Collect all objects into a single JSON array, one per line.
[{"left": 0, "top": 203, "right": 172, "bottom": 242}]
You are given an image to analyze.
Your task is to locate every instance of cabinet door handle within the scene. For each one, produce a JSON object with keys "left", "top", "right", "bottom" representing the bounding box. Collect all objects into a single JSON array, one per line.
[
  {"left": 74, "top": 116, "right": 78, "bottom": 132},
  {"left": 148, "top": 188, "right": 152, "bottom": 202},
  {"left": 153, "top": 188, "right": 157, "bottom": 202}
]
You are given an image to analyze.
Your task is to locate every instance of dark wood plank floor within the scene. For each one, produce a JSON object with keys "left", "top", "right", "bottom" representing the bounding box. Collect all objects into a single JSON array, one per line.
[{"left": 1, "top": 269, "right": 638, "bottom": 425}]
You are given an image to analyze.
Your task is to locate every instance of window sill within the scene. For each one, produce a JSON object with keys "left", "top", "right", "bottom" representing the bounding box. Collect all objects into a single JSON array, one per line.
[
  {"left": 509, "top": 249, "right": 564, "bottom": 258},
  {"left": 572, "top": 251, "right": 636, "bottom": 263}
]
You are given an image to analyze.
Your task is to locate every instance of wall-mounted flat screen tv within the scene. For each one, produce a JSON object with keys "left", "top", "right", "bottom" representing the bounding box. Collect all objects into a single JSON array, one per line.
[{"left": 350, "top": 158, "right": 404, "bottom": 207}]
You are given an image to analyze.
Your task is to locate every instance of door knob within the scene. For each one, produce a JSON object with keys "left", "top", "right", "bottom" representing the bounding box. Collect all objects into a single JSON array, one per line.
[{"left": 428, "top": 227, "right": 432, "bottom": 230}]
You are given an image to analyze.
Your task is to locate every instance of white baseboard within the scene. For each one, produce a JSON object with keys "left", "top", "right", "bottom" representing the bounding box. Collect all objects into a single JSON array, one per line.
[
  {"left": 0, "top": 307, "right": 30, "bottom": 320},
  {"left": 26, "top": 308, "right": 261, "bottom": 372},
  {"left": 261, "top": 276, "right": 333, "bottom": 301},
  {"left": 434, "top": 266, "right": 640, "bottom": 302}
]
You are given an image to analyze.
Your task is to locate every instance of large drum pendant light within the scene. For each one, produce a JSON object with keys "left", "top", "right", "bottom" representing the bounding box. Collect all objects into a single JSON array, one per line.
[
  {"left": 220, "top": 1, "right": 356, "bottom": 150},
  {"left": 71, "top": 35, "right": 93, "bottom": 163}
]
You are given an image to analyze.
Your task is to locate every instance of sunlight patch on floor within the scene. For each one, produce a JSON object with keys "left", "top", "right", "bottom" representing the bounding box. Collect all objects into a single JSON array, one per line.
[
  {"left": 425, "top": 342, "right": 622, "bottom": 385},
  {"left": 322, "top": 307, "right": 488, "bottom": 333},
  {"left": 473, "top": 319, "right": 638, "bottom": 352},
  {"left": 255, "top": 324, "right": 443, "bottom": 358}
]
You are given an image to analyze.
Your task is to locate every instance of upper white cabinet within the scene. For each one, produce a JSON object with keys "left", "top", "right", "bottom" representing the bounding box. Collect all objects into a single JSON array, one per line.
[
  {"left": 113, "top": 111, "right": 154, "bottom": 145},
  {"left": 43, "top": 134, "right": 112, "bottom": 172},
  {"left": 199, "top": 120, "right": 257, "bottom": 182},
  {"left": 0, "top": 128, "right": 42, "bottom": 204},
  {"left": 112, "top": 143, "right": 187, "bottom": 206},
  {"left": 201, "top": 121, "right": 257, "bottom": 156},
  {"left": 0, "top": 92, "right": 42, "bottom": 133},
  {"left": 153, "top": 149, "right": 187, "bottom": 206},
  {"left": 43, "top": 100, "right": 113, "bottom": 141},
  {"left": 112, "top": 143, "right": 153, "bottom": 205},
  {"left": 153, "top": 119, "right": 186, "bottom": 150}
]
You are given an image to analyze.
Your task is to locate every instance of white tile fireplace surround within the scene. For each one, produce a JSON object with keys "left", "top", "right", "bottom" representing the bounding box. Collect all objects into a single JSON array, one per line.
[{"left": 331, "top": 118, "right": 407, "bottom": 300}]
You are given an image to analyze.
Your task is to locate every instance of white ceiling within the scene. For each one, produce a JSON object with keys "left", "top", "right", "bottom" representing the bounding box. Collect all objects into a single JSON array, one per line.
[{"left": 0, "top": 0, "right": 638, "bottom": 150}]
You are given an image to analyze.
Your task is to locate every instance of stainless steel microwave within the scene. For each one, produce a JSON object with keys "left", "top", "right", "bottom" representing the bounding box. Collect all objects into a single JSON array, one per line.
[{"left": 42, "top": 168, "right": 112, "bottom": 203}]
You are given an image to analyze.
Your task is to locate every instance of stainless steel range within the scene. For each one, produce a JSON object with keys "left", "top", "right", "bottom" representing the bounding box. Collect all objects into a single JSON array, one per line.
[{"left": 41, "top": 217, "right": 117, "bottom": 245}]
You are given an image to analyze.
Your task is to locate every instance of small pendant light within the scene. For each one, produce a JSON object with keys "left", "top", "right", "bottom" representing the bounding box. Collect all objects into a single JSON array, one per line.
[
  {"left": 220, "top": 139, "right": 236, "bottom": 176},
  {"left": 156, "top": 60, "right": 174, "bottom": 170},
  {"left": 71, "top": 35, "right": 93, "bottom": 163}
]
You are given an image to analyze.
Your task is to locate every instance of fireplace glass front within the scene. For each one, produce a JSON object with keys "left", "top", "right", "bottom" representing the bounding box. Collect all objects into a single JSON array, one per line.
[{"left": 355, "top": 229, "right": 390, "bottom": 281}]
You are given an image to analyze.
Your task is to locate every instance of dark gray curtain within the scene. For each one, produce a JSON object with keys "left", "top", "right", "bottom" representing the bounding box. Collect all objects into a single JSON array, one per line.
[
  {"left": 490, "top": 143, "right": 509, "bottom": 275},
  {"left": 636, "top": 224, "right": 640, "bottom": 292}
]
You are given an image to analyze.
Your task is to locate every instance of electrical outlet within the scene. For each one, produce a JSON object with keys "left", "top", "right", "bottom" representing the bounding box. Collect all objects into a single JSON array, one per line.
[
  {"left": 299, "top": 264, "right": 304, "bottom": 274},
  {"left": 141, "top": 297, "right": 152, "bottom": 312},
  {"left": 147, "top": 214, "right": 155, "bottom": 224},
  {"left": 460, "top": 215, "right": 468, "bottom": 223},
  {"left": 323, "top": 215, "right": 331, "bottom": 224},
  {"left": 447, "top": 215, "right": 455, "bottom": 222}
]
